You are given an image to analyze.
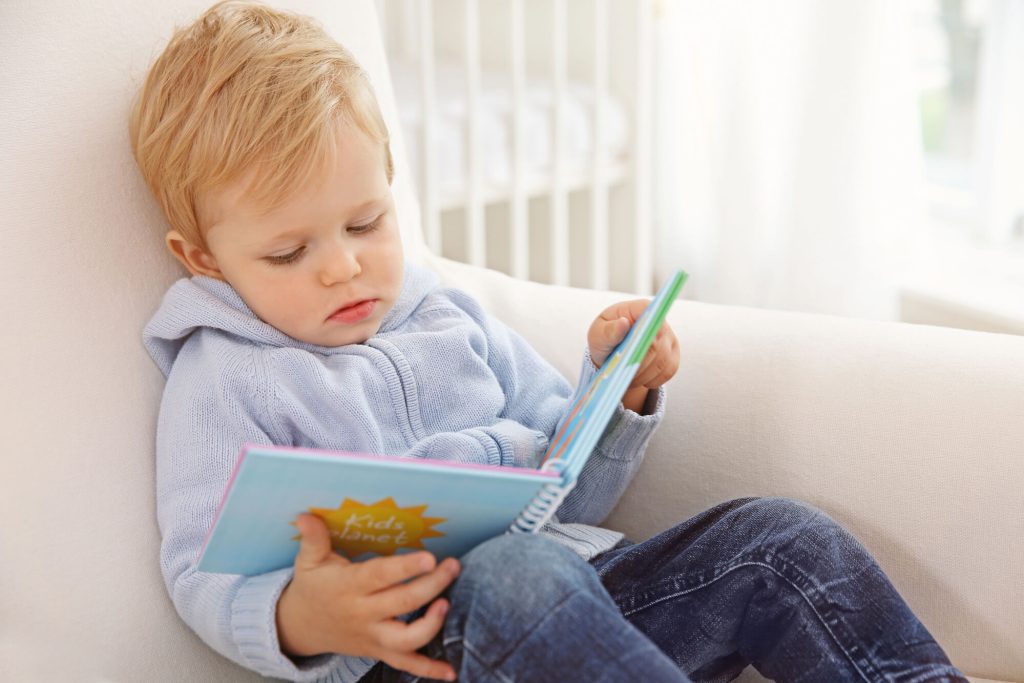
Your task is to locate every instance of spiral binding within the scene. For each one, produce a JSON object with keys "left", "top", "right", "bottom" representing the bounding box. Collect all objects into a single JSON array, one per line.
[
  {"left": 507, "top": 459, "right": 574, "bottom": 534},
  {"left": 508, "top": 479, "right": 577, "bottom": 534}
]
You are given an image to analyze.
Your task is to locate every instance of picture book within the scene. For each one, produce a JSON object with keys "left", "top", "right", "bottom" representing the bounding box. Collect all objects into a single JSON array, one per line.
[{"left": 196, "top": 269, "right": 689, "bottom": 575}]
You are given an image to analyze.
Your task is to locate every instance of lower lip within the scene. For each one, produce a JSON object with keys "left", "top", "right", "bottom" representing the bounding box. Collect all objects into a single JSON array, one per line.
[{"left": 328, "top": 299, "right": 376, "bottom": 323}]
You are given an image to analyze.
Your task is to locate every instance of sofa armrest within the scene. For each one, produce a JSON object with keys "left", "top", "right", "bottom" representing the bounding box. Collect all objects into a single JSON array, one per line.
[{"left": 427, "top": 255, "right": 1024, "bottom": 681}]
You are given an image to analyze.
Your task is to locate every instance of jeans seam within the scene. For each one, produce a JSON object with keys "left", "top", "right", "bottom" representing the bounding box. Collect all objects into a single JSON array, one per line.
[
  {"left": 441, "top": 586, "right": 589, "bottom": 682},
  {"left": 442, "top": 636, "right": 515, "bottom": 683},
  {"left": 619, "top": 560, "right": 877, "bottom": 683},
  {"left": 904, "top": 673, "right": 968, "bottom": 683}
]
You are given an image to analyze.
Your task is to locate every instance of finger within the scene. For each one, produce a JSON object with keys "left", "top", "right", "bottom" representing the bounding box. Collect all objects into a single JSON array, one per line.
[
  {"left": 651, "top": 323, "right": 675, "bottom": 347},
  {"left": 633, "top": 335, "right": 672, "bottom": 385},
  {"left": 376, "top": 597, "right": 450, "bottom": 653},
  {"left": 293, "top": 513, "right": 343, "bottom": 569},
  {"left": 369, "top": 557, "right": 460, "bottom": 619},
  {"left": 652, "top": 331, "right": 681, "bottom": 386},
  {"left": 660, "top": 324, "right": 679, "bottom": 353},
  {"left": 357, "top": 551, "right": 438, "bottom": 592},
  {"left": 589, "top": 299, "right": 653, "bottom": 368},
  {"left": 630, "top": 335, "right": 664, "bottom": 383},
  {"left": 379, "top": 649, "right": 457, "bottom": 682},
  {"left": 598, "top": 299, "right": 649, "bottom": 325},
  {"left": 603, "top": 316, "right": 630, "bottom": 347},
  {"left": 628, "top": 322, "right": 671, "bottom": 367},
  {"left": 632, "top": 355, "right": 665, "bottom": 388},
  {"left": 636, "top": 337, "right": 680, "bottom": 389},
  {"left": 589, "top": 317, "right": 626, "bottom": 370},
  {"left": 628, "top": 351, "right": 656, "bottom": 387}
]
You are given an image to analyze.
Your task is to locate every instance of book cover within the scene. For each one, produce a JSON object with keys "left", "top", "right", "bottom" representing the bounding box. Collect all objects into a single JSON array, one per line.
[
  {"left": 197, "top": 448, "right": 560, "bottom": 574},
  {"left": 196, "top": 269, "right": 688, "bottom": 575}
]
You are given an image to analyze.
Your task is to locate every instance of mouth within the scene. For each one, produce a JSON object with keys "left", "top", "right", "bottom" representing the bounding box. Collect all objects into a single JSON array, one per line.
[{"left": 327, "top": 299, "right": 377, "bottom": 324}]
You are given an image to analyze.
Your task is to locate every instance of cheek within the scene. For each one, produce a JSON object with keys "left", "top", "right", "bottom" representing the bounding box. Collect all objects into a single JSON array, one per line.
[
  {"left": 370, "top": 233, "right": 404, "bottom": 276},
  {"left": 241, "top": 273, "right": 307, "bottom": 323},
  {"left": 271, "top": 278, "right": 312, "bottom": 309}
]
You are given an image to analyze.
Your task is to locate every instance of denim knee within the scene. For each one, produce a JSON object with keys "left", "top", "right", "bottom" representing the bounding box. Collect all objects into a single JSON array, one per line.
[
  {"left": 456, "top": 532, "right": 598, "bottom": 594},
  {"left": 442, "top": 534, "right": 691, "bottom": 683},
  {"left": 447, "top": 532, "right": 610, "bottom": 622},
  {"left": 743, "top": 495, "right": 845, "bottom": 532},
  {"left": 735, "top": 496, "right": 830, "bottom": 530},
  {"left": 723, "top": 497, "right": 872, "bottom": 570}
]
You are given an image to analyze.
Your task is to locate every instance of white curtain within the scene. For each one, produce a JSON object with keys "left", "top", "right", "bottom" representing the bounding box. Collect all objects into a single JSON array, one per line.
[{"left": 653, "top": 0, "right": 928, "bottom": 322}]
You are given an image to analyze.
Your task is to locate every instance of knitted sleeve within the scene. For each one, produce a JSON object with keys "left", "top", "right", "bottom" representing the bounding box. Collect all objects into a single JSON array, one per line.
[{"left": 154, "top": 334, "right": 372, "bottom": 682}]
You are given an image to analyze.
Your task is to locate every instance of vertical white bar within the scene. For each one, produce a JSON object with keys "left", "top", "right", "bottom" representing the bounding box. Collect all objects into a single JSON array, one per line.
[
  {"left": 590, "top": 0, "right": 609, "bottom": 290},
  {"left": 465, "top": 0, "right": 486, "bottom": 267},
  {"left": 551, "top": 0, "right": 570, "bottom": 286},
  {"left": 975, "top": 0, "right": 1024, "bottom": 243},
  {"left": 401, "top": 0, "right": 418, "bottom": 62},
  {"left": 632, "top": 0, "right": 654, "bottom": 294},
  {"left": 510, "top": 0, "right": 529, "bottom": 280},
  {"left": 418, "top": 1, "right": 441, "bottom": 254},
  {"left": 375, "top": 0, "right": 388, "bottom": 53}
]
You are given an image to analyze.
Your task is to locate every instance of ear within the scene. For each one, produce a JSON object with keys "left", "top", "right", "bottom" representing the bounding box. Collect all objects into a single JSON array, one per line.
[{"left": 165, "top": 230, "right": 225, "bottom": 280}]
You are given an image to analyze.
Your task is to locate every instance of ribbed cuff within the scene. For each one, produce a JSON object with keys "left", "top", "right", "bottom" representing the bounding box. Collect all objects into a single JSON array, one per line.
[
  {"left": 595, "top": 384, "right": 665, "bottom": 461},
  {"left": 487, "top": 420, "right": 550, "bottom": 468},
  {"left": 542, "top": 522, "right": 626, "bottom": 561},
  {"left": 230, "top": 567, "right": 375, "bottom": 682},
  {"left": 468, "top": 427, "right": 504, "bottom": 467}
]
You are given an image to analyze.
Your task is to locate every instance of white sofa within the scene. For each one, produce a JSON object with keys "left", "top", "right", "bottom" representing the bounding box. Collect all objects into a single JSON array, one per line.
[{"left": 2, "top": 1, "right": 1021, "bottom": 681}]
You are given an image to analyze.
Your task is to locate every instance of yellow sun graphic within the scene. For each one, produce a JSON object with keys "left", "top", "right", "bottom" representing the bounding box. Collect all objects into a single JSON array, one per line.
[{"left": 295, "top": 497, "right": 447, "bottom": 558}]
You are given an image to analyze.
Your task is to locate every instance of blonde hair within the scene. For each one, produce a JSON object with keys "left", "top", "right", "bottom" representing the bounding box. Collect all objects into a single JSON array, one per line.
[{"left": 129, "top": 0, "right": 394, "bottom": 249}]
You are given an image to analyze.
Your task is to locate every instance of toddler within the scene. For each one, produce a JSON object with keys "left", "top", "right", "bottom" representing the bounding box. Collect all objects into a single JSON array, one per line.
[{"left": 132, "top": 2, "right": 966, "bottom": 681}]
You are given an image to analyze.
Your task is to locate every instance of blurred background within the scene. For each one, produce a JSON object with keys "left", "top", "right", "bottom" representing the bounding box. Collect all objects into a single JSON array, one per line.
[{"left": 376, "top": 0, "right": 1024, "bottom": 335}]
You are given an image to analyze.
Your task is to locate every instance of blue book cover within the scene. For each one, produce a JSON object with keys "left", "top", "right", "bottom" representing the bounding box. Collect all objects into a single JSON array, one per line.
[
  {"left": 197, "top": 449, "right": 560, "bottom": 574},
  {"left": 197, "top": 270, "right": 688, "bottom": 575}
]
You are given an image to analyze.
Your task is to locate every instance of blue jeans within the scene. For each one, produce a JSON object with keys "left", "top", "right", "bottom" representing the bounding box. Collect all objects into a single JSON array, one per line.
[{"left": 359, "top": 497, "right": 966, "bottom": 682}]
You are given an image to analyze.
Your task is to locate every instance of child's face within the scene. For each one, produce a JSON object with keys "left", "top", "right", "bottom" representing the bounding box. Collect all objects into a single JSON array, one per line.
[{"left": 185, "top": 123, "right": 404, "bottom": 347}]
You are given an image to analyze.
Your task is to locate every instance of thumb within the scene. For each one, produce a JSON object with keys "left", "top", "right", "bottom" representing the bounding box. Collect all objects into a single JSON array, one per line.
[
  {"left": 590, "top": 316, "right": 630, "bottom": 367},
  {"left": 293, "top": 513, "right": 337, "bottom": 569},
  {"left": 605, "top": 316, "right": 630, "bottom": 345}
]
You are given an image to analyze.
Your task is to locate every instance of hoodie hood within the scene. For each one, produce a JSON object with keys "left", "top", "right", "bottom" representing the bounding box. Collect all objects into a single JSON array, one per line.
[{"left": 143, "top": 260, "right": 439, "bottom": 377}]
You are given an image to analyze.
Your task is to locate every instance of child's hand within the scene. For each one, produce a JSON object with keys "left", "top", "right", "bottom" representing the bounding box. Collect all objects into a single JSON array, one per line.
[
  {"left": 587, "top": 300, "right": 680, "bottom": 413},
  {"left": 276, "top": 514, "right": 460, "bottom": 681}
]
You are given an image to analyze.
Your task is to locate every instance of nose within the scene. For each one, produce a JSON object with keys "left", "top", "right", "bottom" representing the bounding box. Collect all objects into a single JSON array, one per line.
[{"left": 318, "top": 241, "right": 361, "bottom": 286}]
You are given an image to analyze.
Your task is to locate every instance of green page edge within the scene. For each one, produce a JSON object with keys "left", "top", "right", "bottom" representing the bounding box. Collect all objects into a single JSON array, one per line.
[{"left": 627, "top": 270, "right": 689, "bottom": 365}]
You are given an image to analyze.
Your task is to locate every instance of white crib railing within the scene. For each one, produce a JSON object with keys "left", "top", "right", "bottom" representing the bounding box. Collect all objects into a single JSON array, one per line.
[
  {"left": 509, "top": 0, "right": 528, "bottom": 281},
  {"left": 415, "top": 0, "right": 440, "bottom": 256},
  {"left": 378, "top": 0, "right": 656, "bottom": 295},
  {"left": 589, "top": 0, "right": 609, "bottom": 292}
]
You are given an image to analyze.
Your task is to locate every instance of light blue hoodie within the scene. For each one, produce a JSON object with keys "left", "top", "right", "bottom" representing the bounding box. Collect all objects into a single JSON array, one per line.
[{"left": 143, "top": 261, "right": 666, "bottom": 682}]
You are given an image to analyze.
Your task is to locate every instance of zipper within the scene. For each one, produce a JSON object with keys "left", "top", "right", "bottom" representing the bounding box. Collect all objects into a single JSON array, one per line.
[{"left": 363, "top": 338, "right": 425, "bottom": 446}]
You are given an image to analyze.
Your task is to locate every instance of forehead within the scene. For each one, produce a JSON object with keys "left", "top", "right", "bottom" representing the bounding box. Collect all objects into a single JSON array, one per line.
[{"left": 201, "top": 123, "right": 388, "bottom": 232}]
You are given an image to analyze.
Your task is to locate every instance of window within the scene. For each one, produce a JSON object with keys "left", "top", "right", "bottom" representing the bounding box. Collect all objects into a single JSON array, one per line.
[
  {"left": 914, "top": 0, "right": 987, "bottom": 190},
  {"left": 912, "top": 0, "right": 1024, "bottom": 247}
]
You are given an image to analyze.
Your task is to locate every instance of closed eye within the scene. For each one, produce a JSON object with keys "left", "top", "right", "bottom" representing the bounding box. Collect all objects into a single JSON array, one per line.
[
  {"left": 264, "top": 217, "right": 381, "bottom": 266},
  {"left": 350, "top": 217, "right": 381, "bottom": 234},
  {"left": 266, "top": 247, "right": 305, "bottom": 266}
]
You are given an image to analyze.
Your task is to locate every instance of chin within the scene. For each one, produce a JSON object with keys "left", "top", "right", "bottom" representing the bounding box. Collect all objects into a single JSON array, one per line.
[{"left": 337, "top": 323, "right": 380, "bottom": 347}]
